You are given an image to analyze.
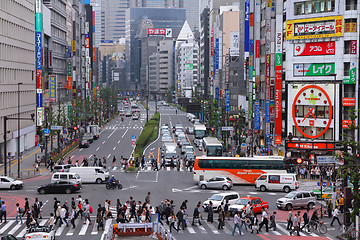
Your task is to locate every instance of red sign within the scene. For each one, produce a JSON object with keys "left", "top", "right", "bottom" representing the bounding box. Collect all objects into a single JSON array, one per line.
[
  {"left": 36, "top": 70, "right": 42, "bottom": 89},
  {"left": 147, "top": 28, "right": 166, "bottom": 35},
  {"left": 211, "top": 28, "right": 214, "bottom": 56},
  {"left": 350, "top": 40, "right": 357, "bottom": 54},
  {"left": 343, "top": 97, "right": 356, "bottom": 106},
  {"left": 67, "top": 76, "right": 72, "bottom": 90},
  {"left": 255, "top": 40, "right": 260, "bottom": 58},
  {"left": 342, "top": 120, "right": 355, "bottom": 128},
  {"left": 288, "top": 142, "right": 335, "bottom": 149},
  {"left": 294, "top": 41, "right": 335, "bottom": 56},
  {"left": 274, "top": 66, "right": 282, "bottom": 139},
  {"left": 132, "top": 140, "right": 136, "bottom": 146},
  {"left": 35, "top": 135, "right": 39, "bottom": 146},
  {"left": 274, "top": 136, "right": 281, "bottom": 145}
]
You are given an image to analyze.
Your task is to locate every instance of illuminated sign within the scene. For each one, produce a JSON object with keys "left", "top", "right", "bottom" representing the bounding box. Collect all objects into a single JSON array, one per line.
[
  {"left": 49, "top": 75, "right": 57, "bottom": 102},
  {"left": 293, "top": 63, "right": 335, "bottom": 77},
  {"left": 147, "top": 28, "right": 172, "bottom": 37},
  {"left": 343, "top": 98, "right": 356, "bottom": 106},
  {"left": 286, "top": 16, "right": 343, "bottom": 40},
  {"left": 294, "top": 41, "right": 335, "bottom": 56}
]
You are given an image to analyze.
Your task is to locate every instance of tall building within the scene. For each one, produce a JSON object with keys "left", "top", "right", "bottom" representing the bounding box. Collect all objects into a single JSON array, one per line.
[
  {"left": 0, "top": 0, "right": 36, "bottom": 157},
  {"left": 125, "top": 7, "right": 186, "bottom": 91},
  {"left": 181, "top": 0, "right": 200, "bottom": 32}
]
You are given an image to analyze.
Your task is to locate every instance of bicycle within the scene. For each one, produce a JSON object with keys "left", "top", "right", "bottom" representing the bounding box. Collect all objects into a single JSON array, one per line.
[
  {"left": 304, "top": 220, "right": 327, "bottom": 234},
  {"left": 338, "top": 223, "right": 352, "bottom": 235}
]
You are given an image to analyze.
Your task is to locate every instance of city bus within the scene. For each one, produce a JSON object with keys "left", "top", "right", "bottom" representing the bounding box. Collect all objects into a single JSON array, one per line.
[
  {"left": 202, "top": 137, "right": 222, "bottom": 156},
  {"left": 194, "top": 124, "right": 207, "bottom": 139},
  {"left": 193, "top": 156, "right": 287, "bottom": 184}
]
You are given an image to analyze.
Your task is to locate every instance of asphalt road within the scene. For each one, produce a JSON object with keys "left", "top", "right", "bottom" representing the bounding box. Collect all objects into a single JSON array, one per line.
[{"left": 0, "top": 103, "right": 337, "bottom": 240}]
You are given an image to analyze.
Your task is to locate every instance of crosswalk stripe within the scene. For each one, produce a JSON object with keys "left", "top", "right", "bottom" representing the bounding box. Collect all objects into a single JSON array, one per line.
[
  {"left": 55, "top": 224, "right": 66, "bottom": 236},
  {"left": 79, "top": 222, "right": 90, "bottom": 235},
  {"left": 186, "top": 224, "right": 196, "bottom": 234},
  {"left": 16, "top": 226, "right": 27, "bottom": 238},
  {"left": 8, "top": 222, "right": 21, "bottom": 235},
  {"left": 91, "top": 219, "right": 99, "bottom": 235},
  {"left": 197, "top": 223, "right": 207, "bottom": 233},
  {"left": 222, "top": 222, "right": 232, "bottom": 234},
  {"left": 273, "top": 231, "right": 281, "bottom": 235},
  {"left": 39, "top": 219, "right": 48, "bottom": 225},
  {"left": 202, "top": 220, "right": 219, "bottom": 234},
  {"left": 66, "top": 226, "right": 76, "bottom": 236},
  {"left": 276, "top": 222, "right": 289, "bottom": 235},
  {"left": 0, "top": 220, "right": 15, "bottom": 234}
]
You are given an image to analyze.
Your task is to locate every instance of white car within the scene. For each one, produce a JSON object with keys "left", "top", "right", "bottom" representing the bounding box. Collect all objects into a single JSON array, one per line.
[
  {"left": 24, "top": 226, "right": 55, "bottom": 240},
  {"left": 0, "top": 176, "right": 23, "bottom": 190},
  {"left": 202, "top": 192, "right": 240, "bottom": 212}
]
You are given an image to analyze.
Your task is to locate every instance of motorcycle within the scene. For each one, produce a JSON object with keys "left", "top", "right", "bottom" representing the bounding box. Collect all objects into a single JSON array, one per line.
[
  {"left": 106, "top": 180, "right": 123, "bottom": 190},
  {"left": 121, "top": 117, "right": 124, "bottom": 121}
]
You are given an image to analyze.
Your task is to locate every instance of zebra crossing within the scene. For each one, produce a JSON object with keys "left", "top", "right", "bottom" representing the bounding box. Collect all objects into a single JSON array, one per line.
[
  {"left": 0, "top": 217, "right": 326, "bottom": 238},
  {"left": 104, "top": 126, "right": 143, "bottom": 130},
  {"left": 111, "top": 165, "right": 186, "bottom": 172}
]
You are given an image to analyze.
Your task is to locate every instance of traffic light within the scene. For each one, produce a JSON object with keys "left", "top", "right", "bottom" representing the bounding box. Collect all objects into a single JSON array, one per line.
[
  {"left": 296, "top": 158, "right": 303, "bottom": 164},
  {"left": 210, "top": 127, "right": 215, "bottom": 131},
  {"left": 356, "top": 153, "right": 360, "bottom": 162},
  {"left": 73, "top": 126, "right": 78, "bottom": 131}
]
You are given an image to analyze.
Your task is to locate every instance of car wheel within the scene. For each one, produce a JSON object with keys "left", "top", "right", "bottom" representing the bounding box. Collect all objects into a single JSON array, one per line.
[
  {"left": 10, "top": 185, "right": 17, "bottom": 190},
  {"left": 283, "top": 186, "right": 291, "bottom": 193},
  {"left": 307, "top": 202, "right": 315, "bottom": 209},
  {"left": 260, "top": 185, "right": 266, "bottom": 192},
  {"left": 285, "top": 204, "right": 292, "bottom": 211},
  {"left": 201, "top": 184, "right": 207, "bottom": 190},
  {"left": 65, "top": 188, "right": 72, "bottom": 194},
  {"left": 96, "top": 178, "right": 102, "bottom": 184},
  {"left": 39, "top": 189, "right": 46, "bottom": 195},
  {"left": 222, "top": 185, "right": 229, "bottom": 190}
]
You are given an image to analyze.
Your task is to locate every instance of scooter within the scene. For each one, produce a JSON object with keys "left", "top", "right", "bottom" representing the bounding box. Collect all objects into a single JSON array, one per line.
[{"left": 106, "top": 180, "right": 123, "bottom": 190}]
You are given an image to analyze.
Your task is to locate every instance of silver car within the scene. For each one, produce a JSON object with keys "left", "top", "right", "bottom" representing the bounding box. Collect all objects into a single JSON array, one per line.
[
  {"left": 276, "top": 191, "right": 316, "bottom": 211},
  {"left": 198, "top": 176, "right": 233, "bottom": 190}
]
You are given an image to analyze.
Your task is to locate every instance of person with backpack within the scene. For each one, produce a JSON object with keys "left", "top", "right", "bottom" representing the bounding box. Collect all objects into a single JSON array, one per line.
[
  {"left": 217, "top": 207, "right": 225, "bottom": 229},
  {"left": 16, "top": 203, "right": 23, "bottom": 224},
  {"left": 300, "top": 208, "right": 309, "bottom": 231}
]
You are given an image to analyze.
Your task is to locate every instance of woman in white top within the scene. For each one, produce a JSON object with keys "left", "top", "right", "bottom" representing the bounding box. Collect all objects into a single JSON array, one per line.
[{"left": 16, "top": 203, "right": 23, "bottom": 224}]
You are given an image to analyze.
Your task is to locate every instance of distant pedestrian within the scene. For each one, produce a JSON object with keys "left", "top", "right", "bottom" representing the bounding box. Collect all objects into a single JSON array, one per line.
[
  {"left": 192, "top": 204, "right": 202, "bottom": 226},
  {"left": 207, "top": 201, "right": 213, "bottom": 223},
  {"left": 97, "top": 210, "right": 104, "bottom": 231},
  {"left": 251, "top": 214, "right": 259, "bottom": 234},
  {"left": 70, "top": 206, "right": 76, "bottom": 228},
  {"left": 259, "top": 208, "right": 269, "bottom": 232},
  {"left": 286, "top": 210, "right": 293, "bottom": 230},
  {"left": 59, "top": 206, "right": 69, "bottom": 227},
  {"left": 169, "top": 212, "right": 179, "bottom": 233},
  {"left": 112, "top": 156, "right": 117, "bottom": 167},
  {"left": 232, "top": 212, "right": 241, "bottom": 235},
  {"left": 48, "top": 213, "right": 55, "bottom": 229},
  {"left": 239, "top": 210, "right": 248, "bottom": 232},
  {"left": 300, "top": 208, "right": 309, "bottom": 231},
  {"left": 327, "top": 199, "right": 333, "bottom": 218},
  {"left": 176, "top": 208, "right": 185, "bottom": 230},
  {"left": 16, "top": 203, "right": 23, "bottom": 224},
  {"left": 217, "top": 208, "right": 224, "bottom": 229},
  {"left": 67, "top": 157, "right": 72, "bottom": 165},
  {"left": 269, "top": 211, "right": 276, "bottom": 230},
  {"left": 330, "top": 206, "right": 341, "bottom": 226},
  {"left": 290, "top": 213, "right": 300, "bottom": 236},
  {"left": 93, "top": 155, "right": 98, "bottom": 166}
]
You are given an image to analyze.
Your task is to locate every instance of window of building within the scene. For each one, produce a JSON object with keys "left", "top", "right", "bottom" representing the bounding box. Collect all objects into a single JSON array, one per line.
[
  {"left": 344, "top": 62, "right": 351, "bottom": 76},
  {"left": 344, "top": 84, "right": 356, "bottom": 97},
  {"left": 294, "top": 0, "right": 335, "bottom": 15},
  {"left": 345, "top": 18, "right": 357, "bottom": 32},
  {"left": 344, "top": 41, "right": 351, "bottom": 54},
  {"left": 346, "top": 0, "right": 357, "bottom": 10}
]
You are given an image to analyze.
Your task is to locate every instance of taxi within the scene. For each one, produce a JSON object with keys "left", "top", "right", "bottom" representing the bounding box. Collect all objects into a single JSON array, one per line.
[{"left": 229, "top": 196, "right": 269, "bottom": 215}]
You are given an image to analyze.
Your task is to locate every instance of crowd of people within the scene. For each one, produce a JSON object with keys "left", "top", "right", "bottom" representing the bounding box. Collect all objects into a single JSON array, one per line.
[{"left": 298, "top": 165, "right": 338, "bottom": 182}]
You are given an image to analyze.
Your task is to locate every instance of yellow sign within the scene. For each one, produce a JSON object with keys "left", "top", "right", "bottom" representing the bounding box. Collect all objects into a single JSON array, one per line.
[
  {"left": 72, "top": 40, "right": 76, "bottom": 52},
  {"left": 266, "top": 0, "right": 271, "bottom": 7},
  {"left": 286, "top": 16, "right": 343, "bottom": 40}
]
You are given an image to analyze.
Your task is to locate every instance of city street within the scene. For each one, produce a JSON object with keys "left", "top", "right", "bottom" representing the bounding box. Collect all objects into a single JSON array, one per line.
[{"left": 0, "top": 104, "right": 338, "bottom": 240}]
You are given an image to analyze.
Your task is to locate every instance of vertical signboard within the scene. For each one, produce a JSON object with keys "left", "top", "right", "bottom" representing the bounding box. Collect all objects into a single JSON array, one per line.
[
  {"left": 244, "top": 0, "right": 250, "bottom": 52},
  {"left": 35, "top": 0, "right": 43, "bottom": 126},
  {"left": 350, "top": 40, "right": 357, "bottom": 54},
  {"left": 254, "top": 101, "right": 260, "bottom": 130},
  {"left": 275, "top": 32, "right": 282, "bottom": 143},
  {"left": 49, "top": 75, "right": 57, "bottom": 102},
  {"left": 225, "top": 90, "right": 230, "bottom": 113},
  {"left": 215, "top": 38, "right": 219, "bottom": 71},
  {"left": 266, "top": 100, "right": 270, "bottom": 123}
]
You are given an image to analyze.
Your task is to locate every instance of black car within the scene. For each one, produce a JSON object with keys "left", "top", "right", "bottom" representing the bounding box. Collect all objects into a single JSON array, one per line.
[
  {"left": 79, "top": 139, "right": 89, "bottom": 148},
  {"left": 1, "top": 235, "right": 17, "bottom": 240},
  {"left": 38, "top": 180, "right": 81, "bottom": 194}
]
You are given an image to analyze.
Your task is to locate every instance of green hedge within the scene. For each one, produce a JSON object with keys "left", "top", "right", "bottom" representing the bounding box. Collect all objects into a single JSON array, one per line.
[{"left": 134, "top": 112, "right": 160, "bottom": 159}]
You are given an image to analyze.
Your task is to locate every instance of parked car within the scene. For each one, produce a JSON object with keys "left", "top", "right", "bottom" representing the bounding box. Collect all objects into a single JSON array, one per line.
[
  {"left": 24, "top": 226, "right": 55, "bottom": 240},
  {"left": 79, "top": 139, "right": 89, "bottom": 148},
  {"left": 38, "top": 180, "right": 81, "bottom": 194},
  {"left": 0, "top": 176, "right": 23, "bottom": 190},
  {"left": 198, "top": 176, "right": 233, "bottom": 190},
  {"left": 276, "top": 191, "right": 316, "bottom": 211},
  {"left": 202, "top": 192, "right": 240, "bottom": 212},
  {"left": 229, "top": 197, "right": 269, "bottom": 215}
]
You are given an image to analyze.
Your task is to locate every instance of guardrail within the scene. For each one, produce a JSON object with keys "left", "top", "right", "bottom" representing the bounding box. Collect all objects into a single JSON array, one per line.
[{"left": 156, "top": 223, "right": 176, "bottom": 240}]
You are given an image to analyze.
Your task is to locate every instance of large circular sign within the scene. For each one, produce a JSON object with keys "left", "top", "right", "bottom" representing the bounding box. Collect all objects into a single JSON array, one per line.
[{"left": 292, "top": 85, "right": 332, "bottom": 139}]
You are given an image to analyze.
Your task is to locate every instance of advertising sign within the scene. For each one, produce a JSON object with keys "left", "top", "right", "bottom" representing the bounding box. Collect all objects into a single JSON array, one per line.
[
  {"left": 147, "top": 28, "right": 171, "bottom": 37},
  {"left": 256, "top": 40, "right": 260, "bottom": 58},
  {"left": 36, "top": 13, "right": 41, "bottom": 32},
  {"left": 36, "top": 70, "right": 42, "bottom": 89},
  {"left": 72, "top": 40, "right": 76, "bottom": 52},
  {"left": 288, "top": 142, "right": 334, "bottom": 149},
  {"left": 270, "top": 100, "right": 275, "bottom": 122},
  {"left": 230, "top": 32, "right": 239, "bottom": 56},
  {"left": 266, "top": 55, "right": 270, "bottom": 85},
  {"left": 215, "top": 87, "right": 219, "bottom": 103},
  {"left": 36, "top": 32, "right": 42, "bottom": 70},
  {"left": 254, "top": 101, "right": 260, "bottom": 130},
  {"left": 317, "top": 156, "right": 335, "bottom": 164},
  {"left": 36, "top": 107, "right": 43, "bottom": 126},
  {"left": 342, "top": 120, "right": 355, "bottom": 128},
  {"left": 244, "top": 0, "right": 250, "bottom": 52},
  {"left": 286, "top": 16, "right": 343, "bottom": 40},
  {"left": 293, "top": 63, "right": 335, "bottom": 76},
  {"left": 215, "top": 38, "right": 219, "bottom": 70},
  {"left": 49, "top": 75, "right": 57, "bottom": 102},
  {"left": 100, "top": 40, "right": 114, "bottom": 44},
  {"left": 294, "top": 42, "right": 335, "bottom": 56},
  {"left": 266, "top": 100, "right": 270, "bottom": 123},
  {"left": 36, "top": 91, "right": 42, "bottom": 108},
  {"left": 343, "top": 98, "right": 356, "bottom": 106},
  {"left": 350, "top": 66, "right": 357, "bottom": 84},
  {"left": 225, "top": 90, "right": 230, "bottom": 112},
  {"left": 351, "top": 40, "right": 357, "bottom": 54},
  {"left": 210, "top": 28, "right": 214, "bottom": 57},
  {"left": 184, "top": 63, "right": 193, "bottom": 71},
  {"left": 67, "top": 76, "right": 72, "bottom": 90}
]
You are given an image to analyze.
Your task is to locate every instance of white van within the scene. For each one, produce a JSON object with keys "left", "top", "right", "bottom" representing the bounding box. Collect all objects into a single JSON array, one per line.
[
  {"left": 51, "top": 172, "right": 82, "bottom": 185},
  {"left": 255, "top": 173, "right": 299, "bottom": 193},
  {"left": 69, "top": 167, "right": 109, "bottom": 184}
]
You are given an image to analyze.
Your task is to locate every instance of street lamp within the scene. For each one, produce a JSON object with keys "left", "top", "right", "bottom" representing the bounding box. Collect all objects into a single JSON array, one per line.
[{"left": 17, "top": 82, "right": 23, "bottom": 178}]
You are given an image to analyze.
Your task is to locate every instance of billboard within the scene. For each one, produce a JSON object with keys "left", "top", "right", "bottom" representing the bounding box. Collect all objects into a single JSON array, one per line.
[
  {"left": 230, "top": 32, "right": 239, "bottom": 56},
  {"left": 147, "top": 28, "right": 172, "bottom": 37},
  {"left": 244, "top": 0, "right": 250, "bottom": 52},
  {"left": 49, "top": 75, "right": 57, "bottom": 102},
  {"left": 286, "top": 16, "right": 343, "bottom": 40},
  {"left": 293, "top": 63, "right": 335, "bottom": 76},
  {"left": 254, "top": 101, "right": 260, "bottom": 130},
  {"left": 294, "top": 41, "right": 335, "bottom": 56}
]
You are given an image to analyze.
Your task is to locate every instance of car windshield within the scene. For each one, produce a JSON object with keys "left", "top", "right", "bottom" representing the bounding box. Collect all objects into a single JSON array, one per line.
[
  {"left": 5, "top": 177, "right": 15, "bottom": 181},
  {"left": 235, "top": 199, "right": 249, "bottom": 205},
  {"left": 285, "top": 192, "right": 297, "bottom": 198},
  {"left": 81, "top": 140, "right": 87, "bottom": 143},
  {"left": 29, "top": 226, "right": 50, "bottom": 233},
  {"left": 209, "top": 195, "right": 224, "bottom": 201}
]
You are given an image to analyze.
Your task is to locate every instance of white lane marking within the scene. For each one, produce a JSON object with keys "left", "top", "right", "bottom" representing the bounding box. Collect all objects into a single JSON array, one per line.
[
  {"left": 155, "top": 171, "right": 159, "bottom": 183},
  {"left": 120, "top": 186, "right": 138, "bottom": 191},
  {"left": 79, "top": 222, "right": 89, "bottom": 235},
  {"left": 70, "top": 155, "right": 74, "bottom": 159},
  {"left": 107, "top": 154, "right": 111, "bottom": 158},
  {"left": 55, "top": 224, "right": 66, "bottom": 236},
  {"left": 186, "top": 224, "right": 196, "bottom": 233},
  {"left": 118, "top": 140, "right": 121, "bottom": 144},
  {"left": 267, "top": 192, "right": 277, "bottom": 195},
  {"left": 113, "top": 147, "right": 116, "bottom": 151},
  {"left": 121, "top": 129, "right": 128, "bottom": 138},
  {"left": 273, "top": 231, "right": 281, "bottom": 235},
  {"left": 17, "top": 226, "right": 28, "bottom": 238},
  {"left": 184, "top": 186, "right": 197, "bottom": 190},
  {"left": 8, "top": 223, "right": 21, "bottom": 234},
  {"left": 203, "top": 221, "right": 219, "bottom": 234},
  {"left": 91, "top": 218, "right": 99, "bottom": 235},
  {"left": 107, "top": 128, "right": 117, "bottom": 139},
  {"left": 79, "top": 148, "right": 83, "bottom": 152},
  {"left": 249, "top": 192, "right": 258, "bottom": 195},
  {"left": 96, "top": 147, "right": 100, "bottom": 151},
  {"left": 66, "top": 223, "right": 76, "bottom": 236},
  {"left": 102, "top": 141, "right": 105, "bottom": 144},
  {"left": 0, "top": 220, "right": 15, "bottom": 234},
  {"left": 89, "top": 155, "right": 92, "bottom": 158},
  {"left": 197, "top": 223, "right": 207, "bottom": 233},
  {"left": 222, "top": 222, "right": 232, "bottom": 234}
]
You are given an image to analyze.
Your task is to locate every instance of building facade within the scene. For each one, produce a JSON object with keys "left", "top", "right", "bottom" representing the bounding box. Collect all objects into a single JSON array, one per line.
[{"left": 0, "top": 0, "right": 36, "bottom": 157}]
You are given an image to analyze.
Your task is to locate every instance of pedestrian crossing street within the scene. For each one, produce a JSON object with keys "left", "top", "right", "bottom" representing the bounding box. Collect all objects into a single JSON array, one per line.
[
  {"left": 104, "top": 126, "right": 144, "bottom": 130},
  {"left": 0, "top": 217, "right": 327, "bottom": 238},
  {"left": 111, "top": 165, "right": 186, "bottom": 172}
]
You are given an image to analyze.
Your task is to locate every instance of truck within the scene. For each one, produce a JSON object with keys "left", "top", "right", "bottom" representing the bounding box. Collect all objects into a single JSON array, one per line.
[
  {"left": 162, "top": 142, "right": 177, "bottom": 165},
  {"left": 86, "top": 125, "right": 100, "bottom": 140}
]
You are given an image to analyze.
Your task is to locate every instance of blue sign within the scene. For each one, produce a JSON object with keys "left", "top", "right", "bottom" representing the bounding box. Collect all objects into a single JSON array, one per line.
[
  {"left": 101, "top": 40, "right": 114, "bottom": 44},
  {"left": 215, "top": 87, "right": 219, "bottom": 103},
  {"left": 7, "top": 156, "right": 10, "bottom": 160},
  {"left": 44, "top": 128, "right": 50, "bottom": 134},
  {"left": 225, "top": 90, "right": 230, "bottom": 112},
  {"left": 244, "top": 0, "right": 250, "bottom": 52},
  {"left": 254, "top": 101, "right": 260, "bottom": 130},
  {"left": 36, "top": 32, "right": 42, "bottom": 70},
  {"left": 266, "top": 100, "right": 270, "bottom": 123},
  {"left": 36, "top": 93, "right": 42, "bottom": 108},
  {"left": 215, "top": 38, "right": 219, "bottom": 70},
  {"left": 132, "top": 135, "right": 136, "bottom": 140},
  {"left": 130, "top": 92, "right": 133, "bottom": 95},
  {"left": 68, "top": 46, "right": 71, "bottom": 58},
  {"left": 270, "top": 100, "right": 275, "bottom": 122}
]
